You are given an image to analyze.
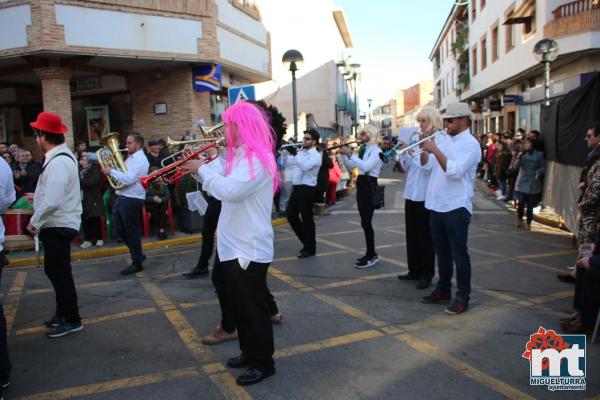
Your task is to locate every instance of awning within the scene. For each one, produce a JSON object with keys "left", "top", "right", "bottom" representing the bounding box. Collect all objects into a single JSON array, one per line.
[{"left": 504, "top": 0, "right": 535, "bottom": 25}]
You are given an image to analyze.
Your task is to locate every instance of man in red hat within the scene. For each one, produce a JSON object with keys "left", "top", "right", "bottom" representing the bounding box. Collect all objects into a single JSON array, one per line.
[{"left": 26, "top": 111, "right": 83, "bottom": 338}]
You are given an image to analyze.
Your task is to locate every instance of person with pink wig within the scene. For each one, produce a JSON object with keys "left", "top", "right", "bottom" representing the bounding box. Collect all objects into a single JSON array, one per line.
[{"left": 183, "top": 101, "right": 279, "bottom": 386}]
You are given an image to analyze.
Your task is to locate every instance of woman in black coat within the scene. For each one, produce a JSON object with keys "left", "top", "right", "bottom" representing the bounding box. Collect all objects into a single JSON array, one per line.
[{"left": 79, "top": 154, "right": 105, "bottom": 248}]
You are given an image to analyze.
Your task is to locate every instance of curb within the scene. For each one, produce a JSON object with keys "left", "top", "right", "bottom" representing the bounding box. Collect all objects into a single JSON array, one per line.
[{"left": 7, "top": 217, "right": 289, "bottom": 268}]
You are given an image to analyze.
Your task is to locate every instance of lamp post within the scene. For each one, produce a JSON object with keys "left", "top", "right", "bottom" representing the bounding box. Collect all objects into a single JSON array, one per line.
[
  {"left": 282, "top": 49, "right": 304, "bottom": 140},
  {"left": 367, "top": 98, "right": 373, "bottom": 123},
  {"left": 533, "top": 39, "right": 559, "bottom": 107}
]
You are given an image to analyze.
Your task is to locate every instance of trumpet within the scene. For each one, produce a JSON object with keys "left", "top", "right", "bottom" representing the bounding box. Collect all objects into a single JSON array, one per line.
[
  {"left": 396, "top": 131, "right": 439, "bottom": 157},
  {"left": 167, "top": 137, "right": 220, "bottom": 149},
  {"left": 325, "top": 139, "right": 363, "bottom": 153},
  {"left": 139, "top": 143, "right": 220, "bottom": 189},
  {"left": 281, "top": 142, "right": 303, "bottom": 150}
]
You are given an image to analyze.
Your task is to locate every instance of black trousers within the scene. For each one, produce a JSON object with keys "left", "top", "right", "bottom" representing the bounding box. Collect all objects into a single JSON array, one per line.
[
  {"left": 146, "top": 203, "right": 167, "bottom": 230},
  {"left": 574, "top": 265, "right": 600, "bottom": 328},
  {"left": 404, "top": 199, "right": 435, "bottom": 281},
  {"left": 287, "top": 185, "right": 317, "bottom": 253},
  {"left": 113, "top": 196, "right": 145, "bottom": 265},
  {"left": 196, "top": 199, "right": 221, "bottom": 270},
  {"left": 82, "top": 216, "right": 102, "bottom": 242},
  {"left": 356, "top": 175, "right": 377, "bottom": 258},
  {"left": 211, "top": 253, "right": 278, "bottom": 333},
  {"left": 222, "top": 258, "right": 274, "bottom": 371},
  {"left": 0, "top": 257, "right": 10, "bottom": 383},
  {"left": 39, "top": 228, "right": 81, "bottom": 324}
]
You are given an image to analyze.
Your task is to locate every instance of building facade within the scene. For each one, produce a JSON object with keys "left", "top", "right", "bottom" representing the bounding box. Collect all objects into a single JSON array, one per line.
[
  {"left": 0, "top": 0, "right": 271, "bottom": 151},
  {"left": 391, "top": 80, "right": 433, "bottom": 132}
]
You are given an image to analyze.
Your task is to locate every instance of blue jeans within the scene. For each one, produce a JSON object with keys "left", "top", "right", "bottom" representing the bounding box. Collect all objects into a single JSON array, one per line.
[
  {"left": 113, "top": 196, "right": 145, "bottom": 264},
  {"left": 498, "top": 179, "right": 507, "bottom": 196},
  {"left": 429, "top": 208, "right": 472, "bottom": 301}
]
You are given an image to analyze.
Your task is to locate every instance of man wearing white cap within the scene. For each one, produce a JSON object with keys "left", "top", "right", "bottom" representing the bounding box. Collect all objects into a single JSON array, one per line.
[{"left": 419, "top": 103, "right": 481, "bottom": 314}]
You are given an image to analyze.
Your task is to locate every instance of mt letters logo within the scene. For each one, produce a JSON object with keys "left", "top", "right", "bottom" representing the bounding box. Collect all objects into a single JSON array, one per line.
[{"left": 522, "top": 326, "right": 586, "bottom": 391}]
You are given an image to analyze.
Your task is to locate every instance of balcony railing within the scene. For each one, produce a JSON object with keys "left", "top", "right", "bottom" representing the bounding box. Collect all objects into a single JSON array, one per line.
[
  {"left": 545, "top": 0, "right": 600, "bottom": 38},
  {"left": 553, "top": 0, "right": 597, "bottom": 19}
]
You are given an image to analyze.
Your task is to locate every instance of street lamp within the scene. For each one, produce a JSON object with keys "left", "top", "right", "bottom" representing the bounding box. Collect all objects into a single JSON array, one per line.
[
  {"left": 533, "top": 39, "right": 559, "bottom": 106},
  {"left": 367, "top": 98, "right": 373, "bottom": 123},
  {"left": 282, "top": 49, "right": 304, "bottom": 140},
  {"left": 346, "top": 63, "right": 360, "bottom": 136}
]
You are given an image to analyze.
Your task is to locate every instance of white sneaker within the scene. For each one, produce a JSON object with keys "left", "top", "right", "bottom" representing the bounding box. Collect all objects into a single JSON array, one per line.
[
  {"left": 79, "top": 241, "right": 92, "bottom": 249},
  {"left": 356, "top": 255, "right": 379, "bottom": 269},
  {"left": 498, "top": 195, "right": 506, "bottom": 201},
  {"left": 95, "top": 240, "right": 104, "bottom": 247}
]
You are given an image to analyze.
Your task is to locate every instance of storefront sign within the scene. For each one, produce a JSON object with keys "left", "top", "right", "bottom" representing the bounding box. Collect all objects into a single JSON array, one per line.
[
  {"left": 502, "top": 95, "right": 523, "bottom": 105},
  {"left": 70, "top": 75, "right": 127, "bottom": 96},
  {"left": 193, "top": 64, "right": 222, "bottom": 92}
]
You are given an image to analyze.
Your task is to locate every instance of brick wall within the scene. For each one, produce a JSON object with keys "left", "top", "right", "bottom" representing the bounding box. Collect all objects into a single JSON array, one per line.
[
  {"left": 129, "top": 66, "right": 212, "bottom": 143},
  {"left": 544, "top": 8, "right": 600, "bottom": 38}
]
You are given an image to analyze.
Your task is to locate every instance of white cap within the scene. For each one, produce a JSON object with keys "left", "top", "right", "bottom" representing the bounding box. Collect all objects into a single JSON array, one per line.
[{"left": 441, "top": 102, "right": 471, "bottom": 119}]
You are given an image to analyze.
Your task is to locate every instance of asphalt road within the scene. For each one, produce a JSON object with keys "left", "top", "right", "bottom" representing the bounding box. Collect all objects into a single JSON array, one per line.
[{"left": 3, "top": 164, "right": 598, "bottom": 399}]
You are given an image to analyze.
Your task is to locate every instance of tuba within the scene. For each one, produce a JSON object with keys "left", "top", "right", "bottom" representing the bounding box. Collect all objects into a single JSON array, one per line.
[{"left": 96, "top": 132, "right": 127, "bottom": 189}]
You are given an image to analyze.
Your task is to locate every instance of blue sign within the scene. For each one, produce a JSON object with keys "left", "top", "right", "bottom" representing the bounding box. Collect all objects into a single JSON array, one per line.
[
  {"left": 228, "top": 85, "right": 256, "bottom": 105},
  {"left": 193, "top": 64, "right": 222, "bottom": 92}
]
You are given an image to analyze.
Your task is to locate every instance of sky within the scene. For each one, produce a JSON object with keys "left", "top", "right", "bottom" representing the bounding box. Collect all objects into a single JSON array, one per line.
[{"left": 335, "top": 0, "right": 456, "bottom": 110}]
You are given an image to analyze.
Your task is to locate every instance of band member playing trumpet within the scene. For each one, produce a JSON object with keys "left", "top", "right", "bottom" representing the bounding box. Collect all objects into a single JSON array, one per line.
[
  {"left": 286, "top": 129, "right": 322, "bottom": 258},
  {"left": 182, "top": 101, "right": 279, "bottom": 386},
  {"left": 420, "top": 103, "right": 481, "bottom": 315},
  {"left": 102, "top": 133, "right": 150, "bottom": 275},
  {"left": 339, "top": 124, "right": 384, "bottom": 268},
  {"left": 397, "top": 107, "right": 440, "bottom": 289}
]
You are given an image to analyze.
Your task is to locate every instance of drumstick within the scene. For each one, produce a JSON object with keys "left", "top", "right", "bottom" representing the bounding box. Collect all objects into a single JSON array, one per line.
[{"left": 34, "top": 234, "right": 40, "bottom": 268}]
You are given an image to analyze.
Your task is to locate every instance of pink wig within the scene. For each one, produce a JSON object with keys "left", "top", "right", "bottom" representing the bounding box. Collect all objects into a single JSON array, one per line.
[{"left": 221, "top": 101, "right": 280, "bottom": 193}]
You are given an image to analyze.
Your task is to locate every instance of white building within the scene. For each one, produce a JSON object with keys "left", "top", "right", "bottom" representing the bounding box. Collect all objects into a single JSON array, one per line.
[{"left": 255, "top": 0, "right": 357, "bottom": 140}]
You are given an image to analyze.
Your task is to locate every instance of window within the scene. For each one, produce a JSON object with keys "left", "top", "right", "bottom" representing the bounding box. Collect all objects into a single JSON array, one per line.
[
  {"left": 505, "top": 4, "right": 515, "bottom": 53},
  {"left": 481, "top": 35, "right": 487, "bottom": 70},
  {"left": 523, "top": 13, "right": 536, "bottom": 36},
  {"left": 491, "top": 23, "right": 499, "bottom": 62},
  {"left": 481, "top": 0, "right": 486, "bottom": 10},
  {"left": 471, "top": 0, "right": 477, "bottom": 20},
  {"left": 472, "top": 46, "right": 478, "bottom": 76}
]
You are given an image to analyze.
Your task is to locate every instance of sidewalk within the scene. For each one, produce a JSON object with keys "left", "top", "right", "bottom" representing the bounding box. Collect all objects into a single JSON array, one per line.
[{"left": 6, "top": 217, "right": 288, "bottom": 268}]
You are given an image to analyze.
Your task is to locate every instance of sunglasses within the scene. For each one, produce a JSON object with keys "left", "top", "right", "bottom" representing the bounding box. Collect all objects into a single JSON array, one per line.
[
  {"left": 303, "top": 137, "right": 313, "bottom": 141},
  {"left": 445, "top": 118, "right": 456, "bottom": 123}
]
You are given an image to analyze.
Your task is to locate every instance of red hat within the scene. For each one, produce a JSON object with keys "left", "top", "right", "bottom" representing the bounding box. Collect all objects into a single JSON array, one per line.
[{"left": 30, "top": 111, "right": 68, "bottom": 135}]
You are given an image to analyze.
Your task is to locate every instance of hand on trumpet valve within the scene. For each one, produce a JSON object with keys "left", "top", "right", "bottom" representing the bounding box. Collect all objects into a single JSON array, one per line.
[
  {"left": 419, "top": 134, "right": 437, "bottom": 153},
  {"left": 182, "top": 157, "right": 204, "bottom": 175},
  {"left": 285, "top": 146, "right": 297, "bottom": 156},
  {"left": 338, "top": 145, "right": 351, "bottom": 155}
]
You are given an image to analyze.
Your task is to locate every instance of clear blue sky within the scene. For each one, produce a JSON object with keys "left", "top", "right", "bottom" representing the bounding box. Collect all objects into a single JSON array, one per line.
[{"left": 335, "top": 0, "right": 455, "bottom": 109}]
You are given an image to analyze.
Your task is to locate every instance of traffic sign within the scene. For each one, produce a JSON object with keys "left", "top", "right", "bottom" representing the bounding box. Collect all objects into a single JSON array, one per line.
[{"left": 228, "top": 85, "right": 256, "bottom": 105}]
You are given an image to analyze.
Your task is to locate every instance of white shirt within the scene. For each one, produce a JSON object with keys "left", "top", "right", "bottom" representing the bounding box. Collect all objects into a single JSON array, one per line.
[
  {"left": 281, "top": 152, "right": 298, "bottom": 183},
  {"left": 342, "top": 144, "right": 383, "bottom": 177},
  {"left": 111, "top": 149, "right": 149, "bottom": 200},
  {"left": 400, "top": 150, "right": 432, "bottom": 202},
  {"left": 425, "top": 129, "right": 481, "bottom": 214},
  {"left": 31, "top": 144, "right": 82, "bottom": 230},
  {"left": 290, "top": 147, "right": 321, "bottom": 186},
  {"left": 0, "top": 158, "right": 16, "bottom": 252},
  {"left": 198, "top": 148, "right": 274, "bottom": 268}
]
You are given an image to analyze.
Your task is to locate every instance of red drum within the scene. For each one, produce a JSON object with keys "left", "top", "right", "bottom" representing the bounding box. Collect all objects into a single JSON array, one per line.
[
  {"left": 3, "top": 209, "right": 32, "bottom": 236},
  {"left": 2, "top": 209, "right": 34, "bottom": 251}
]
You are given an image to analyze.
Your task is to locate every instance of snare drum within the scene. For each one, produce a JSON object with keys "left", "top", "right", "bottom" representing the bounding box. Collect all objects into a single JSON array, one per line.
[{"left": 2, "top": 209, "right": 34, "bottom": 251}]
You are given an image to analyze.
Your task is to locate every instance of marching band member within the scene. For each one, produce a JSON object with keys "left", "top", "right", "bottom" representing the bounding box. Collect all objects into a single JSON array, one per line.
[
  {"left": 420, "top": 103, "right": 481, "bottom": 315},
  {"left": 285, "top": 129, "right": 322, "bottom": 258},
  {"left": 339, "top": 124, "right": 384, "bottom": 268},
  {"left": 26, "top": 112, "right": 83, "bottom": 338},
  {"left": 182, "top": 101, "right": 279, "bottom": 386},
  {"left": 102, "top": 133, "right": 150, "bottom": 275},
  {"left": 397, "top": 107, "right": 440, "bottom": 289}
]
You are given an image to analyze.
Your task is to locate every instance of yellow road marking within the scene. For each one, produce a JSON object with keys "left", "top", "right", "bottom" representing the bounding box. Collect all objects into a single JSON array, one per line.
[
  {"left": 18, "top": 367, "right": 199, "bottom": 400},
  {"left": 396, "top": 333, "right": 535, "bottom": 400},
  {"left": 25, "top": 279, "right": 134, "bottom": 296},
  {"left": 517, "top": 249, "right": 575, "bottom": 260},
  {"left": 269, "top": 266, "right": 314, "bottom": 292},
  {"left": 15, "top": 307, "right": 158, "bottom": 336},
  {"left": 317, "top": 228, "right": 364, "bottom": 237},
  {"left": 4, "top": 271, "right": 27, "bottom": 333},
  {"left": 137, "top": 274, "right": 251, "bottom": 399},
  {"left": 274, "top": 329, "right": 383, "bottom": 358},
  {"left": 316, "top": 272, "right": 399, "bottom": 290},
  {"left": 273, "top": 250, "right": 346, "bottom": 263},
  {"left": 311, "top": 292, "right": 387, "bottom": 328},
  {"left": 316, "top": 237, "right": 408, "bottom": 268}
]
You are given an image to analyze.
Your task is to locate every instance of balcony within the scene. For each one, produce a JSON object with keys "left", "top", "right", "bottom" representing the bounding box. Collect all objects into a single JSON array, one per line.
[{"left": 544, "top": 0, "right": 600, "bottom": 38}]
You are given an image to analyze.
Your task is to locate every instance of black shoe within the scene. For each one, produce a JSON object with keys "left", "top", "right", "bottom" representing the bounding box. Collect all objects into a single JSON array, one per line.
[
  {"left": 182, "top": 268, "right": 209, "bottom": 279},
  {"left": 556, "top": 273, "right": 575, "bottom": 284},
  {"left": 398, "top": 272, "right": 418, "bottom": 281},
  {"left": 227, "top": 354, "right": 250, "bottom": 369},
  {"left": 422, "top": 290, "right": 451, "bottom": 304},
  {"left": 235, "top": 367, "right": 275, "bottom": 386},
  {"left": 0, "top": 380, "right": 9, "bottom": 400},
  {"left": 355, "top": 255, "right": 379, "bottom": 269},
  {"left": 47, "top": 322, "right": 83, "bottom": 338},
  {"left": 44, "top": 315, "right": 63, "bottom": 328},
  {"left": 445, "top": 297, "right": 469, "bottom": 315},
  {"left": 416, "top": 279, "right": 432, "bottom": 290},
  {"left": 297, "top": 250, "right": 315, "bottom": 259},
  {"left": 121, "top": 264, "right": 143, "bottom": 275},
  {"left": 158, "top": 230, "right": 167, "bottom": 240}
]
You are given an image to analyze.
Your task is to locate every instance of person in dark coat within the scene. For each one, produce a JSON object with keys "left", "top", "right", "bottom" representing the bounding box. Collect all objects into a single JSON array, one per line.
[
  {"left": 514, "top": 138, "right": 545, "bottom": 230},
  {"left": 494, "top": 141, "right": 511, "bottom": 200},
  {"left": 79, "top": 154, "right": 104, "bottom": 248},
  {"left": 145, "top": 167, "right": 170, "bottom": 240},
  {"left": 315, "top": 143, "right": 333, "bottom": 204},
  {"left": 13, "top": 149, "right": 42, "bottom": 197}
]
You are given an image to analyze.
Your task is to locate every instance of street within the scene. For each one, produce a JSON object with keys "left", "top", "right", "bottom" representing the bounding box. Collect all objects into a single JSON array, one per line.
[{"left": 3, "top": 164, "right": 598, "bottom": 400}]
